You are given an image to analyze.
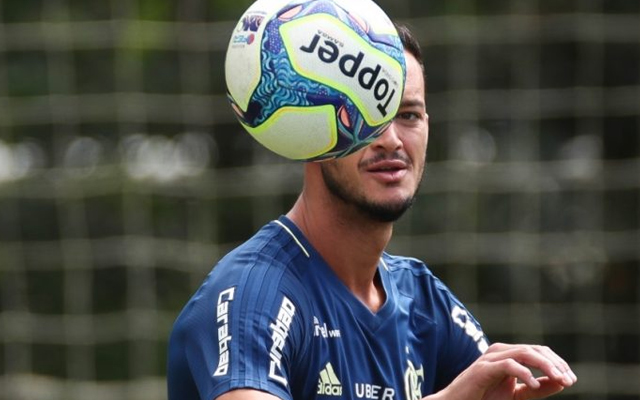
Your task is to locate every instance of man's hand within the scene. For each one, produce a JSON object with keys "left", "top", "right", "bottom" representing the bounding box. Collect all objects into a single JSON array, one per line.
[{"left": 427, "top": 343, "right": 577, "bottom": 400}]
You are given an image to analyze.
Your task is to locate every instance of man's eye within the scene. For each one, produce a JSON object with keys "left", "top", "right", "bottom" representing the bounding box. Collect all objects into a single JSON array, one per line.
[{"left": 396, "top": 112, "right": 420, "bottom": 120}]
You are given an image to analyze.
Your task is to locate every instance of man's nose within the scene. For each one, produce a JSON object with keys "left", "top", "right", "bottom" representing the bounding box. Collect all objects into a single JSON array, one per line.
[{"left": 372, "top": 121, "right": 403, "bottom": 152}]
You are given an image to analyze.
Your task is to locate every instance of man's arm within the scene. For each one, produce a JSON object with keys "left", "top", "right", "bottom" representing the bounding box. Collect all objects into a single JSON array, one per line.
[
  {"left": 425, "top": 343, "right": 577, "bottom": 400},
  {"left": 217, "top": 389, "right": 283, "bottom": 400}
]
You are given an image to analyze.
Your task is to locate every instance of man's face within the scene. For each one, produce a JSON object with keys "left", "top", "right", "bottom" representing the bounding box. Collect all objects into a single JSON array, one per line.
[{"left": 320, "top": 51, "right": 429, "bottom": 222}]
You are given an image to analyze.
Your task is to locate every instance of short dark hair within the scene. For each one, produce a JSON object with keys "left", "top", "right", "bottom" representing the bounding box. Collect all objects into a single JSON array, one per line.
[{"left": 395, "top": 22, "right": 424, "bottom": 72}]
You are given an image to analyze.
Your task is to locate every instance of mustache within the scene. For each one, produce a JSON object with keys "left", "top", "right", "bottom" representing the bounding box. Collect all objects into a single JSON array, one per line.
[{"left": 358, "top": 151, "right": 412, "bottom": 169}]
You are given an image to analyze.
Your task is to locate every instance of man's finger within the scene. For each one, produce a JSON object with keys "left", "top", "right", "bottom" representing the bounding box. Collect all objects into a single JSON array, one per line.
[
  {"left": 481, "top": 344, "right": 576, "bottom": 388},
  {"left": 515, "top": 377, "right": 566, "bottom": 400}
]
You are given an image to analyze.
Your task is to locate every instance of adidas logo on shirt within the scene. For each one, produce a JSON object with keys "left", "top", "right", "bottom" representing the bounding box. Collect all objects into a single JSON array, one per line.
[{"left": 317, "top": 362, "right": 343, "bottom": 396}]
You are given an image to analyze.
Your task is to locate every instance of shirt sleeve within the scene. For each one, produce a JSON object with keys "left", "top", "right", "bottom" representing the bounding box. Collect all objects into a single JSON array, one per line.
[
  {"left": 432, "top": 278, "right": 489, "bottom": 392},
  {"left": 170, "top": 255, "right": 306, "bottom": 400}
]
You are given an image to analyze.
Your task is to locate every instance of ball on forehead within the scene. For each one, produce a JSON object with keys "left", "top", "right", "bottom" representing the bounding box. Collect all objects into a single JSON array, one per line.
[{"left": 225, "top": 0, "right": 406, "bottom": 162}]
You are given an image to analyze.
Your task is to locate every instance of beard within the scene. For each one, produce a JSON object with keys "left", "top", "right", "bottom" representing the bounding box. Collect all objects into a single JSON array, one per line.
[{"left": 320, "top": 156, "right": 422, "bottom": 223}]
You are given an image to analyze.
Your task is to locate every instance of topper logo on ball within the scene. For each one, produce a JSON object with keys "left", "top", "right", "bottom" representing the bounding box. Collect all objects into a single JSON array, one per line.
[
  {"left": 280, "top": 13, "right": 403, "bottom": 127},
  {"left": 299, "top": 32, "right": 397, "bottom": 118}
]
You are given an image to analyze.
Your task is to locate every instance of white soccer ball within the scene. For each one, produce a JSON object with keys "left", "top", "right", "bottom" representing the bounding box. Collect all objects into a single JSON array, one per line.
[{"left": 225, "top": 0, "right": 406, "bottom": 161}]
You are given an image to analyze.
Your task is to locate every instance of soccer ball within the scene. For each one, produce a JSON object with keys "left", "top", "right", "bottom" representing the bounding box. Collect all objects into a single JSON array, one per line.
[{"left": 225, "top": 0, "right": 406, "bottom": 161}]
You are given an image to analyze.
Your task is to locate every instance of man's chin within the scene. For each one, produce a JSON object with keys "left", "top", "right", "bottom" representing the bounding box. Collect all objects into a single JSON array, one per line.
[
  {"left": 360, "top": 197, "right": 415, "bottom": 223},
  {"left": 321, "top": 164, "right": 419, "bottom": 223}
]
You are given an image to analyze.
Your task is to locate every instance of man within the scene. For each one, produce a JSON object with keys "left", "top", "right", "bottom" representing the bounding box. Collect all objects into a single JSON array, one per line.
[{"left": 167, "top": 24, "right": 577, "bottom": 400}]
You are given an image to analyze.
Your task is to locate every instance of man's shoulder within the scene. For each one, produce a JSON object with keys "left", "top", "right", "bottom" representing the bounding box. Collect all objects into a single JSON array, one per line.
[
  {"left": 215, "top": 218, "right": 309, "bottom": 276},
  {"left": 172, "top": 219, "right": 312, "bottom": 335},
  {"left": 383, "top": 252, "right": 456, "bottom": 303},
  {"left": 383, "top": 253, "right": 434, "bottom": 277}
]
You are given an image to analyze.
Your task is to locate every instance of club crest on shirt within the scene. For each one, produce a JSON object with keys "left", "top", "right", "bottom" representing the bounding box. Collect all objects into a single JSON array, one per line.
[{"left": 404, "top": 359, "right": 424, "bottom": 400}]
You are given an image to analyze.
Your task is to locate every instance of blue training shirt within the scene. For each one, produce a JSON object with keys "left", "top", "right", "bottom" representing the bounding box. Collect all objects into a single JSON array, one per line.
[{"left": 168, "top": 216, "right": 489, "bottom": 400}]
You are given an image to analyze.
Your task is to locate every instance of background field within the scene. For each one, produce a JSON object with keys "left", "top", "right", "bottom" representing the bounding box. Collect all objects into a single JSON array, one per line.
[{"left": 0, "top": 0, "right": 639, "bottom": 399}]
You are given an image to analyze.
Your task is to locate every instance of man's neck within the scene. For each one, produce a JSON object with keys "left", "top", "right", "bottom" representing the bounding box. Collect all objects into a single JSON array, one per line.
[{"left": 286, "top": 192, "right": 392, "bottom": 312}]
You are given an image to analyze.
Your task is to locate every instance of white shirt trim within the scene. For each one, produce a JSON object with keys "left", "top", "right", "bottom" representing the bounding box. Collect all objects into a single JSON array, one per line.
[{"left": 273, "top": 219, "right": 310, "bottom": 258}]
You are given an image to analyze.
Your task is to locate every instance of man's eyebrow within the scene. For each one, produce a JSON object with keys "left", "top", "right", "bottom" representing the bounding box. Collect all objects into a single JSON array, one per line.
[{"left": 400, "top": 99, "right": 426, "bottom": 109}]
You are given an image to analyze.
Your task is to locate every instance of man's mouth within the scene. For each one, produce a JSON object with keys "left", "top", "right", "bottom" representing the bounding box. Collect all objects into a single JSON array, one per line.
[{"left": 365, "top": 160, "right": 409, "bottom": 182}]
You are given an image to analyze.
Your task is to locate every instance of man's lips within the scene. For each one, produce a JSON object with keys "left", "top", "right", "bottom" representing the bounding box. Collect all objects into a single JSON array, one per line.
[{"left": 364, "top": 159, "right": 409, "bottom": 183}]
